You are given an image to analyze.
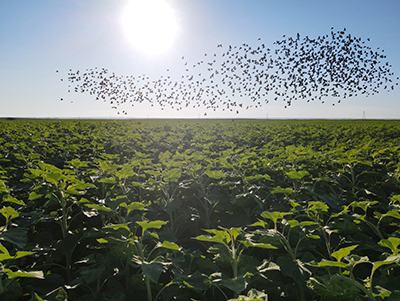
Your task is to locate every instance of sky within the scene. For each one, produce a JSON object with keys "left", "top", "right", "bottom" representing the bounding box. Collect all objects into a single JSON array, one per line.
[{"left": 1, "top": 0, "right": 399, "bottom": 119}]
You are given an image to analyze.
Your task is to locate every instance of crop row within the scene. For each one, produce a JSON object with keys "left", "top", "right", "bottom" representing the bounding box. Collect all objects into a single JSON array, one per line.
[{"left": 0, "top": 119, "right": 399, "bottom": 300}]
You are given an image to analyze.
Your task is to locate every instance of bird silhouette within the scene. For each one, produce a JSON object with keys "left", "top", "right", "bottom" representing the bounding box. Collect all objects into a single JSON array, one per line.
[{"left": 60, "top": 28, "right": 398, "bottom": 115}]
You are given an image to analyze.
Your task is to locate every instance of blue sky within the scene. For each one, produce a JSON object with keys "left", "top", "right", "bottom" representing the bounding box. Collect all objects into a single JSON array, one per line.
[{"left": 1, "top": 0, "right": 399, "bottom": 119}]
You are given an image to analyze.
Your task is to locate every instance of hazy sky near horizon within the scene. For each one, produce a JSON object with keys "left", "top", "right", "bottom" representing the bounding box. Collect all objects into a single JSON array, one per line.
[{"left": 1, "top": 0, "right": 399, "bottom": 119}]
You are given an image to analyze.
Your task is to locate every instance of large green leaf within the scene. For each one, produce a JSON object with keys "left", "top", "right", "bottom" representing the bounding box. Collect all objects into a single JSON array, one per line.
[
  {"left": 0, "top": 206, "right": 19, "bottom": 221},
  {"left": 163, "top": 168, "right": 181, "bottom": 182},
  {"left": 193, "top": 234, "right": 227, "bottom": 245},
  {"left": 286, "top": 170, "right": 310, "bottom": 180},
  {"left": 245, "top": 174, "right": 273, "bottom": 183},
  {"left": 28, "top": 191, "right": 43, "bottom": 201},
  {"left": 141, "top": 261, "right": 166, "bottom": 283},
  {"left": 260, "top": 211, "right": 292, "bottom": 226},
  {"left": 116, "top": 164, "right": 135, "bottom": 180},
  {"left": 157, "top": 241, "right": 180, "bottom": 251},
  {"left": 137, "top": 220, "right": 167, "bottom": 236},
  {"left": 314, "top": 260, "right": 349, "bottom": 268},
  {"left": 159, "top": 151, "right": 172, "bottom": 164},
  {"left": 308, "top": 201, "right": 329, "bottom": 213},
  {"left": 44, "top": 171, "right": 65, "bottom": 185},
  {"left": 378, "top": 237, "right": 400, "bottom": 255},
  {"left": 4, "top": 269, "right": 44, "bottom": 279},
  {"left": 0, "top": 227, "right": 28, "bottom": 248},
  {"left": 220, "top": 273, "right": 251, "bottom": 294},
  {"left": 270, "top": 186, "right": 293, "bottom": 195},
  {"left": 204, "top": 170, "right": 226, "bottom": 179},
  {"left": 104, "top": 223, "right": 131, "bottom": 233},
  {"left": 3, "top": 195, "right": 25, "bottom": 206},
  {"left": 240, "top": 240, "right": 278, "bottom": 250},
  {"left": 371, "top": 257, "right": 400, "bottom": 275},
  {"left": 120, "top": 202, "right": 147, "bottom": 215},
  {"left": 331, "top": 245, "right": 358, "bottom": 262},
  {"left": 174, "top": 271, "right": 210, "bottom": 292},
  {"left": 98, "top": 177, "right": 117, "bottom": 184},
  {"left": 85, "top": 203, "right": 114, "bottom": 213},
  {"left": 194, "top": 228, "right": 239, "bottom": 246},
  {"left": 384, "top": 210, "right": 400, "bottom": 221}
]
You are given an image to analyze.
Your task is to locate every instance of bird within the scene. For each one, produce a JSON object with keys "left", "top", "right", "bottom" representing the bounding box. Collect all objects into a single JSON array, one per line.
[{"left": 61, "top": 28, "right": 398, "bottom": 115}]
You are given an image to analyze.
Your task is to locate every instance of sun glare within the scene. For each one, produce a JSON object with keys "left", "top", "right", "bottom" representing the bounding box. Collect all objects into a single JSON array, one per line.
[{"left": 121, "top": 0, "right": 178, "bottom": 56}]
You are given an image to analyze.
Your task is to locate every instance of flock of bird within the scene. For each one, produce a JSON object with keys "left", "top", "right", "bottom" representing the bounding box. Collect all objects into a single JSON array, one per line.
[{"left": 59, "top": 28, "right": 398, "bottom": 115}]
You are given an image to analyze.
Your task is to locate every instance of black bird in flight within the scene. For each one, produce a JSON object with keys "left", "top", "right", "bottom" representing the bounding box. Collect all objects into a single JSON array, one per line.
[{"left": 60, "top": 28, "right": 398, "bottom": 115}]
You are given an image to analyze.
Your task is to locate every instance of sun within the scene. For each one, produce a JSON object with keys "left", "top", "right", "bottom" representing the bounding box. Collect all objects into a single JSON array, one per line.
[{"left": 121, "top": 0, "right": 178, "bottom": 56}]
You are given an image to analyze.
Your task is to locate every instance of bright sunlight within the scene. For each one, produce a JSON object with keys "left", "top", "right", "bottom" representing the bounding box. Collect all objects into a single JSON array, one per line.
[{"left": 121, "top": 0, "right": 178, "bottom": 56}]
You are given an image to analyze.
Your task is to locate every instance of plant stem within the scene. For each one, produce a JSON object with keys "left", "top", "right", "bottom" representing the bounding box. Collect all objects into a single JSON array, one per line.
[{"left": 145, "top": 276, "right": 152, "bottom": 301}]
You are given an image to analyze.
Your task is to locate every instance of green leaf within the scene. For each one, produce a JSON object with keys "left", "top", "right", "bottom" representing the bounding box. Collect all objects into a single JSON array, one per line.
[
  {"left": 54, "top": 286, "right": 68, "bottom": 301},
  {"left": 350, "top": 200, "right": 378, "bottom": 213},
  {"left": 14, "top": 251, "right": 35, "bottom": 259},
  {"left": 28, "top": 191, "right": 43, "bottom": 201},
  {"left": 190, "top": 164, "right": 203, "bottom": 173},
  {"left": 66, "top": 187, "right": 85, "bottom": 195},
  {"left": 120, "top": 202, "right": 147, "bottom": 215},
  {"left": 390, "top": 195, "right": 400, "bottom": 204},
  {"left": 204, "top": 170, "right": 226, "bottom": 179},
  {"left": 3, "top": 195, "right": 25, "bottom": 206},
  {"left": 251, "top": 220, "right": 268, "bottom": 228},
  {"left": 98, "top": 177, "right": 117, "bottom": 184},
  {"left": 239, "top": 240, "right": 278, "bottom": 249},
  {"left": 245, "top": 174, "right": 272, "bottom": 182},
  {"left": 4, "top": 269, "right": 44, "bottom": 279},
  {"left": 0, "top": 206, "right": 19, "bottom": 221},
  {"left": 104, "top": 223, "right": 131, "bottom": 232},
  {"left": 331, "top": 245, "right": 358, "bottom": 262},
  {"left": 174, "top": 271, "right": 210, "bottom": 292},
  {"left": 260, "top": 211, "right": 292, "bottom": 225},
  {"left": 384, "top": 211, "right": 400, "bottom": 221},
  {"left": 226, "top": 227, "right": 242, "bottom": 241},
  {"left": 286, "top": 170, "right": 309, "bottom": 180},
  {"left": 193, "top": 229, "right": 232, "bottom": 246},
  {"left": 137, "top": 220, "right": 167, "bottom": 236},
  {"left": 372, "top": 259, "right": 399, "bottom": 274},
  {"left": 68, "top": 158, "right": 85, "bottom": 168},
  {"left": 193, "top": 234, "right": 227, "bottom": 245},
  {"left": 141, "top": 261, "right": 166, "bottom": 283},
  {"left": 306, "top": 234, "right": 321, "bottom": 240},
  {"left": 44, "top": 171, "right": 65, "bottom": 184},
  {"left": 116, "top": 164, "right": 135, "bottom": 180},
  {"left": 0, "top": 252, "right": 13, "bottom": 261},
  {"left": 287, "top": 220, "right": 319, "bottom": 228},
  {"left": 32, "top": 292, "right": 44, "bottom": 301},
  {"left": 159, "top": 151, "right": 172, "bottom": 164},
  {"left": 378, "top": 237, "right": 400, "bottom": 255},
  {"left": 0, "top": 242, "right": 9, "bottom": 255},
  {"left": 98, "top": 161, "right": 113, "bottom": 172},
  {"left": 313, "top": 260, "right": 349, "bottom": 268},
  {"left": 221, "top": 274, "right": 249, "bottom": 294},
  {"left": 308, "top": 201, "right": 329, "bottom": 213},
  {"left": 270, "top": 186, "right": 293, "bottom": 195},
  {"left": 85, "top": 203, "right": 114, "bottom": 213},
  {"left": 79, "top": 265, "right": 106, "bottom": 284},
  {"left": 258, "top": 260, "right": 280, "bottom": 273},
  {"left": 0, "top": 181, "right": 8, "bottom": 193},
  {"left": 157, "top": 241, "right": 180, "bottom": 250},
  {"left": 131, "top": 181, "right": 144, "bottom": 187},
  {"left": 163, "top": 168, "right": 181, "bottom": 182}
]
